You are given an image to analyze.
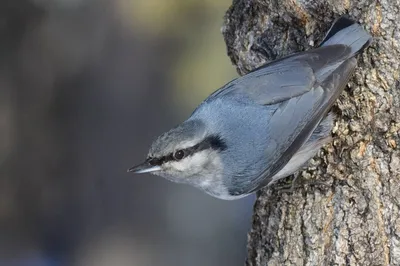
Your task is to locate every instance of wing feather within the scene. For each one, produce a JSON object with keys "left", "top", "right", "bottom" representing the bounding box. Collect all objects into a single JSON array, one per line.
[
  {"left": 248, "top": 58, "right": 357, "bottom": 192},
  {"left": 205, "top": 45, "right": 352, "bottom": 106},
  {"left": 198, "top": 44, "right": 358, "bottom": 194}
]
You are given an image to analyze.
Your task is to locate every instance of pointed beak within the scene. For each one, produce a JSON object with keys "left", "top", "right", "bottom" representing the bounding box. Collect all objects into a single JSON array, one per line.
[{"left": 127, "top": 161, "right": 161, "bottom": 174}]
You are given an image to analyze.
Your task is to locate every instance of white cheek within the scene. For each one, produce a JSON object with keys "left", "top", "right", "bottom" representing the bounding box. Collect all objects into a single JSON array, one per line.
[
  {"left": 172, "top": 151, "right": 209, "bottom": 171},
  {"left": 164, "top": 151, "right": 237, "bottom": 199}
]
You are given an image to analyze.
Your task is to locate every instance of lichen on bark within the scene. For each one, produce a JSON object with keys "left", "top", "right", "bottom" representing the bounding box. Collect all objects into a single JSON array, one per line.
[{"left": 222, "top": 0, "right": 400, "bottom": 265}]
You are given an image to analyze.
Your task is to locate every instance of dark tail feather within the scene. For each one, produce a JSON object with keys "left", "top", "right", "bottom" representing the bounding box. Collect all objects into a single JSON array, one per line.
[{"left": 320, "top": 15, "right": 372, "bottom": 55}]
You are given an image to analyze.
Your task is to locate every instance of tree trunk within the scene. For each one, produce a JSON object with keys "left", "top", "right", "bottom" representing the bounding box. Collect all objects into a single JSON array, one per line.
[{"left": 222, "top": 0, "right": 400, "bottom": 265}]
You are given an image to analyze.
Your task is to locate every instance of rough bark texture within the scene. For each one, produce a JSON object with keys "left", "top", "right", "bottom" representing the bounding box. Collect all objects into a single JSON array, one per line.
[{"left": 222, "top": 0, "right": 400, "bottom": 265}]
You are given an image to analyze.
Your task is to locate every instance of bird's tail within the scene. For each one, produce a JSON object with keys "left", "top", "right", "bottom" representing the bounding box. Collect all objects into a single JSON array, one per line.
[{"left": 320, "top": 16, "right": 372, "bottom": 56}]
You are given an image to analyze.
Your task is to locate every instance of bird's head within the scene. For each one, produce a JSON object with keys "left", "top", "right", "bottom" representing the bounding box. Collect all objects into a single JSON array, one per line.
[{"left": 128, "top": 119, "right": 227, "bottom": 187}]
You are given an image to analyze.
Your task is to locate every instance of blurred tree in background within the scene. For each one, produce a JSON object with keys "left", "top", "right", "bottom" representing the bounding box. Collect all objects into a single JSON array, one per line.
[{"left": 0, "top": 1, "right": 252, "bottom": 266}]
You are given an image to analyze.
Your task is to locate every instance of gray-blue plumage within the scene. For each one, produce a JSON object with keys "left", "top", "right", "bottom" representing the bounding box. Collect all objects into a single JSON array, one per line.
[{"left": 128, "top": 16, "right": 372, "bottom": 200}]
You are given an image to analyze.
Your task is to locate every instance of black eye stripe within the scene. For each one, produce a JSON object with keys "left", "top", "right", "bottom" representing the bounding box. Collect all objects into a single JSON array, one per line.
[
  {"left": 148, "top": 158, "right": 160, "bottom": 166},
  {"left": 148, "top": 135, "right": 227, "bottom": 165}
]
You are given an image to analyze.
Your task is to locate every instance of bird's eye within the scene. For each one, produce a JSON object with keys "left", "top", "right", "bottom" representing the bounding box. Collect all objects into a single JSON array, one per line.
[{"left": 174, "top": 150, "right": 185, "bottom": 160}]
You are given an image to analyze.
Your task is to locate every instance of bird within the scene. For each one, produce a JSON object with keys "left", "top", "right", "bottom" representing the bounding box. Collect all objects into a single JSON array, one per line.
[{"left": 128, "top": 16, "right": 372, "bottom": 200}]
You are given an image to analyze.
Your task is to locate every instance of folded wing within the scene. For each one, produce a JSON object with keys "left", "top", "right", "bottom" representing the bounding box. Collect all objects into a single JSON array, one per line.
[{"left": 210, "top": 45, "right": 360, "bottom": 194}]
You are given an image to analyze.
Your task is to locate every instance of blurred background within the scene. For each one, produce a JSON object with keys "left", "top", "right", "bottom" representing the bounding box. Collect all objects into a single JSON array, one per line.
[{"left": 0, "top": 0, "right": 255, "bottom": 265}]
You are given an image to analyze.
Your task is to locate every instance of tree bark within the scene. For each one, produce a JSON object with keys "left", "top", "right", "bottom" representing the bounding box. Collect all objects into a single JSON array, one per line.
[{"left": 222, "top": 0, "right": 400, "bottom": 265}]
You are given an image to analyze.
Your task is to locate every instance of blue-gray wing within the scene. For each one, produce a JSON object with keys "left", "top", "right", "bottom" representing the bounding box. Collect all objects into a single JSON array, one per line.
[
  {"left": 204, "top": 45, "right": 358, "bottom": 194},
  {"left": 206, "top": 44, "right": 351, "bottom": 105},
  {"left": 247, "top": 57, "right": 357, "bottom": 193}
]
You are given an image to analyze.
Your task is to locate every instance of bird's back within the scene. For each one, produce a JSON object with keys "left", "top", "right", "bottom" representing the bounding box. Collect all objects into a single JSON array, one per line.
[{"left": 190, "top": 16, "right": 371, "bottom": 197}]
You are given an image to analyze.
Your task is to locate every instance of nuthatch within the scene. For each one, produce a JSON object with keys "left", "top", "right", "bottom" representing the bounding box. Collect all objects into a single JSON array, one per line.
[{"left": 128, "top": 16, "right": 372, "bottom": 200}]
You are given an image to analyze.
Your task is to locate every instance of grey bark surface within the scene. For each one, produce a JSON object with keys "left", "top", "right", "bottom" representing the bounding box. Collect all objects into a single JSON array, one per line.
[{"left": 222, "top": 0, "right": 400, "bottom": 265}]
